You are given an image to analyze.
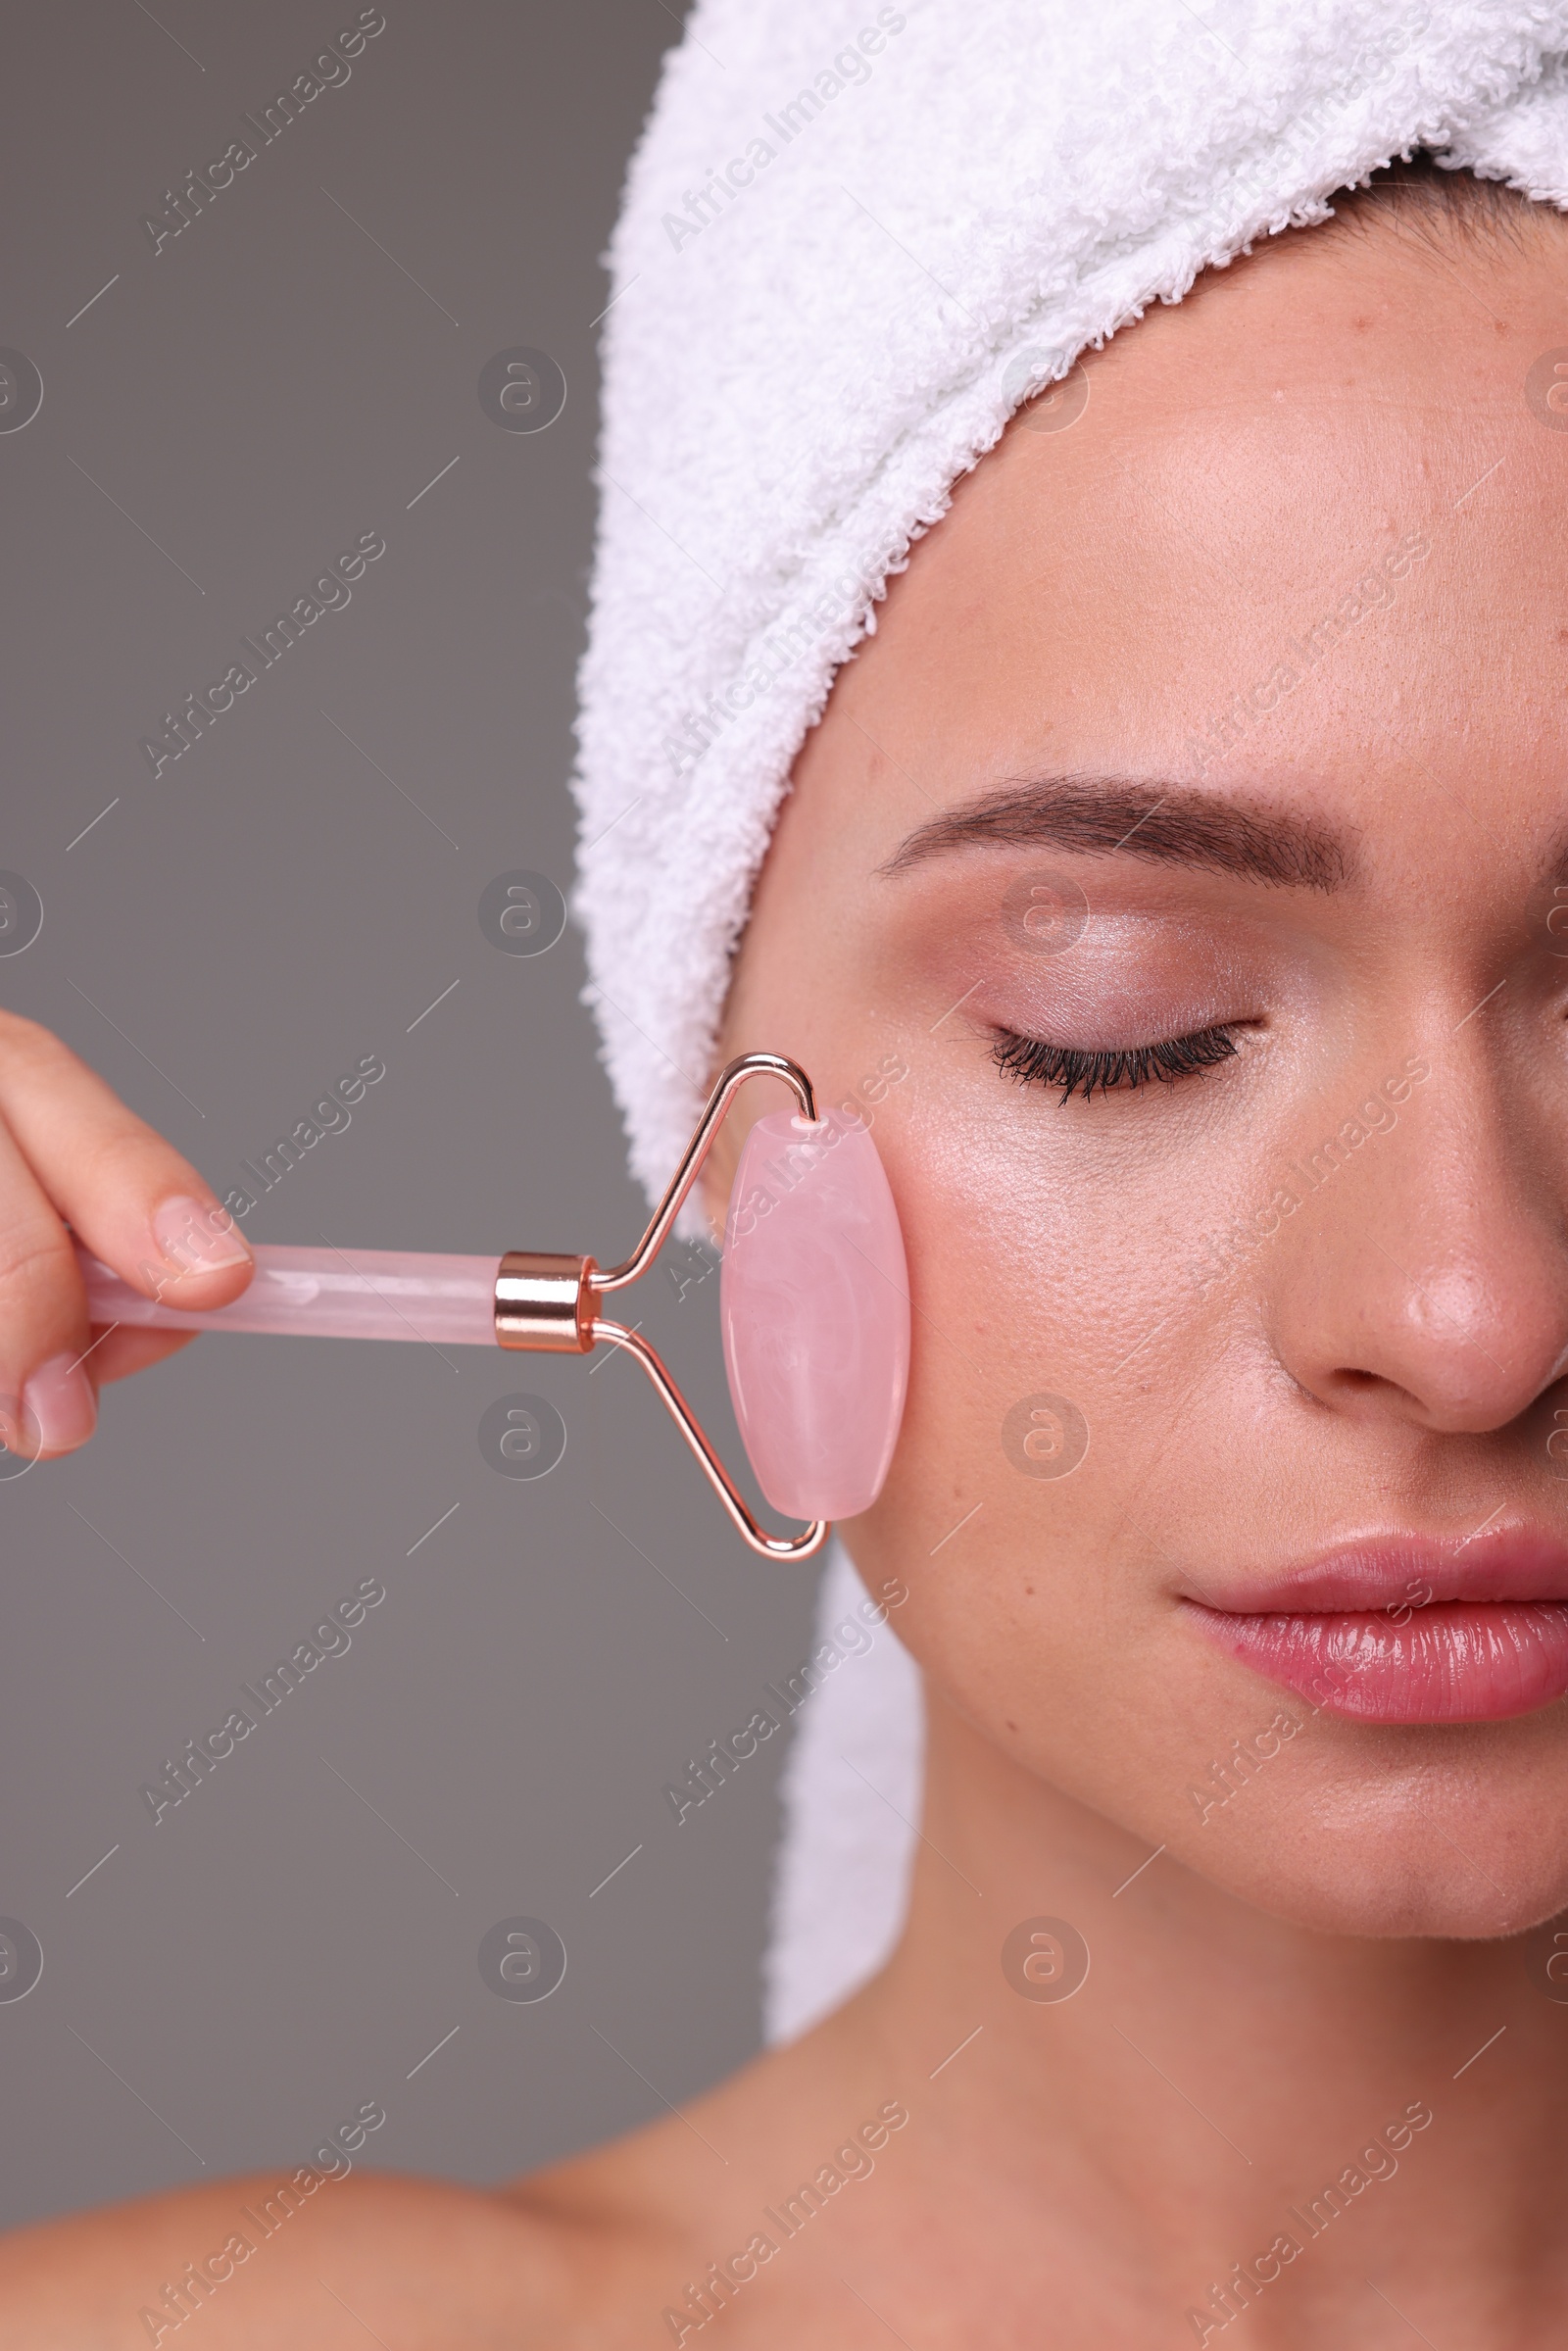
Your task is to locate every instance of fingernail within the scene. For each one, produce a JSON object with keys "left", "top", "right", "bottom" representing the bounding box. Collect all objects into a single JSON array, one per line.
[
  {"left": 153, "top": 1194, "right": 252, "bottom": 1277},
  {"left": 22, "top": 1354, "right": 97, "bottom": 1455}
]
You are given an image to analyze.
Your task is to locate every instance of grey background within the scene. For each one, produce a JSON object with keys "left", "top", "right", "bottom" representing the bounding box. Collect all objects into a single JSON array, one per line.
[{"left": 0, "top": 0, "right": 824, "bottom": 2229}]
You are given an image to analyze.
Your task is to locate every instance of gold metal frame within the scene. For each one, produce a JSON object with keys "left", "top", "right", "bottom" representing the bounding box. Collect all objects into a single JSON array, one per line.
[{"left": 494, "top": 1053, "right": 829, "bottom": 1560}]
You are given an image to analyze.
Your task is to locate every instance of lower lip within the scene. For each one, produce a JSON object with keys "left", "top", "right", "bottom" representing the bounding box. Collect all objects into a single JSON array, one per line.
[{"left": 1186, "top": 1600, "right": 1568, "bottom": 1724}]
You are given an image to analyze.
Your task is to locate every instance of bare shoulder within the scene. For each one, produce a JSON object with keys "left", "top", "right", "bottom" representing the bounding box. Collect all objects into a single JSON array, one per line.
[
  {"left": 0, "top": 2006, "right": 912, "bottom": 2350},
  {"left": 0, "top": 2165, "right": 588, "bottom": 2350},
  {"left": 504, "top": 2002, "right": 923, "bottom": 2343}
]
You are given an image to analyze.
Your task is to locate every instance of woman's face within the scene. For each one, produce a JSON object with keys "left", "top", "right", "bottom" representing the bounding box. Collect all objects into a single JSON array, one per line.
[{"left": 716, "top": 213, "right": 1568, "bottom": 1940}]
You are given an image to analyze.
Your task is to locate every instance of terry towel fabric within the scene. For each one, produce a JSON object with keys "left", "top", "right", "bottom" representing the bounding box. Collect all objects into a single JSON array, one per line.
[
  {"left": 573, "top": 0, "right": 1568, "bottom": 2040},
  {"left": 763, "top": 1543, "right": 924, "bottom": 2045}
]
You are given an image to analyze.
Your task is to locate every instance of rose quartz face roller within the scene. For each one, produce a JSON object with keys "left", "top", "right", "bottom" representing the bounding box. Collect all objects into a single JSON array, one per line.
[
  {"left": 720, "top": 1109, "right": 908, "bottom": 1523},
  {"left": 74, "top": 1053, "right": 910, "bottom": 1559}
]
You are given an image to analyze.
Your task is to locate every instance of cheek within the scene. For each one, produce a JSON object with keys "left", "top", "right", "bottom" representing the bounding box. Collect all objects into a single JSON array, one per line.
[
  {"left": 849, "top": 1090, "right": 1124, "bottom": 1589},
  {"left": 860, "top": 1064, "right": 1174, "bottom": 1526},
  {"left": 842, "top": 1051, "right": 1236, "bottom": 1792}
]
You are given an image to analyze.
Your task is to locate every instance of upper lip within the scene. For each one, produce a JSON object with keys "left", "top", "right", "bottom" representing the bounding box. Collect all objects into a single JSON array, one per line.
[{"left": 1184, "top": 1525, "right": 1568, "bottom": 1615}]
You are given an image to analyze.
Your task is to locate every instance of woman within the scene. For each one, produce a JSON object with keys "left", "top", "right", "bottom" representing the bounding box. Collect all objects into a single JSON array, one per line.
[{"left": 6, "top": 1, "right": 1568, "bottom": 2339}]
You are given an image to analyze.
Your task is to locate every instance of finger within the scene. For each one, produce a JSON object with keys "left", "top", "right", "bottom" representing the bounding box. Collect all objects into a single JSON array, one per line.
[
  {"left": 87, "top": 1326, "right": 198, "bottom": 1386},
  {"left": 0, "top": 1119, "right": 97, "bottom": 1460},
  {"left": 0, "top": 1012, "right": 253, "bottom": 1306}
]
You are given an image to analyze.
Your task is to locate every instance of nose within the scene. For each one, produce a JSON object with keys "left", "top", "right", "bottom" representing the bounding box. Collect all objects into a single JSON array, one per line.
[{"left": 1266, "top": 1055, "right": 1568, "bottom": 1436}]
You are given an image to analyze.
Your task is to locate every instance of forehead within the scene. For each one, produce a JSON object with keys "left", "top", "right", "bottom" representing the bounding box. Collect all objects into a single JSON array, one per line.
[{"left": 842, "top": 220, "right": 1568, "bottom": 871}]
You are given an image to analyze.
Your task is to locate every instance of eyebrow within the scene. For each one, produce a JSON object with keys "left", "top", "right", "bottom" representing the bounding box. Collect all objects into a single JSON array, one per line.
[{"left": 880, "top": 776, "right": 1353, "bottom": 892}]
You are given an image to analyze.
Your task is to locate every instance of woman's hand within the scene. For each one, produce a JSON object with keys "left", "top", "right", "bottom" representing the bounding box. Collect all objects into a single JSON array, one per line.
[{"left": 0, "top": 1009, "right": 253, "bottom": 1461}]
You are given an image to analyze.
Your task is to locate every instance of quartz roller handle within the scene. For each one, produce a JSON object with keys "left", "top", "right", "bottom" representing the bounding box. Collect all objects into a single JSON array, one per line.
[
  {"left": 63, "top": 1053, "right": 862, "bottom": 1562},
  {"left": 74, "top": 1241, "right": 501, "bottom": 1347}
]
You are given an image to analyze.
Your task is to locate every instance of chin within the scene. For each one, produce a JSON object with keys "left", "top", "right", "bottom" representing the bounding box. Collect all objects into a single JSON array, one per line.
[{"left": 1174, "top": 1758, "right": 1568, "bottom": 1941}]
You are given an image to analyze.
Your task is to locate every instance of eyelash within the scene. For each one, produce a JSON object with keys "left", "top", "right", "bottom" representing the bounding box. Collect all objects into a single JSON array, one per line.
[{"left": 992, "top": 1022, "right": 1241, "bottom": 1103}]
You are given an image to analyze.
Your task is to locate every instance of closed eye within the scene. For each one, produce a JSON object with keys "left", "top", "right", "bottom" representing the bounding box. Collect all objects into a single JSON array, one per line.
[{"left": 992, "top": 1022, "right": 1241, "bottom": 1102}]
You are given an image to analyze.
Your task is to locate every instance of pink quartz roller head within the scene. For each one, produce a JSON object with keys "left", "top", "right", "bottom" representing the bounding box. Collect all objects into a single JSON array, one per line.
[
  {"left": 69, "top": 1053, "right": 909, "bottom": 1559},
  {"left": 721, "top": 1110, "right": 909, "bottom": 1522}
]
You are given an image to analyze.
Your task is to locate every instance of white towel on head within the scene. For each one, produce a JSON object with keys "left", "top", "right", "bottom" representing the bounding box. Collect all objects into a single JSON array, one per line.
[
  {"left": 575, "top": 0, "right": 1568, "bottom": 1203},
  {"left": 573, "top": 0, "right": 1568, "bottom": 2045},
  {"left": 762, "top": 1543, "right": 924, "bottom": 2044}
]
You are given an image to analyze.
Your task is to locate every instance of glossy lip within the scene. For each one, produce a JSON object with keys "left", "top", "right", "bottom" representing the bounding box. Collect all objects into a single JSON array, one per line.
[
  {"left": 1185, "top": 1525, "right": 1568, "bottom": 1615},
  {"left": 1181, "top": 1526, "right": 1568, "bottom": 1726}
]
